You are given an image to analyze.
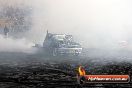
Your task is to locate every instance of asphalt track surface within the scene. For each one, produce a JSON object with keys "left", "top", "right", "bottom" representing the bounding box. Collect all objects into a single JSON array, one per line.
[{"left": 0, "top": 49, "right": 132, "bottom": 88}]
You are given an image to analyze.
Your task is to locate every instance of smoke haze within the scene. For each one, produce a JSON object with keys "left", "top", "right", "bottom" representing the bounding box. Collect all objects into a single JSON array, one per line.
[
  {"left": 0, "top": 0, "right": 132, "bottom": 52},
  {"left": 29, "top": 0, "right": 132, "bottom": 49},
  {"left": 0, "top": 35, "right": 35, "bottom": 53}
]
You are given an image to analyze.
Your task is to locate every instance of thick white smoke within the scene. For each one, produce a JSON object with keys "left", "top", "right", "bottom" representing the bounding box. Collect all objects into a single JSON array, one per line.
[
  {"left": 26, "top": 0, "right": 132, "bottom": 50},
  {"left": 0, "top": 35, "right": 35, "bottom": 53},
  {"left": 1, "top": 0, "right": 132, "bottom": 53}
]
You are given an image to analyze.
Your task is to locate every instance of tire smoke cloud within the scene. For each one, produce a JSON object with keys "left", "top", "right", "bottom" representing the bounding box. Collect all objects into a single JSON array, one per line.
[{"left": 0, "top": 0, "right": 132, "bottom": 55}]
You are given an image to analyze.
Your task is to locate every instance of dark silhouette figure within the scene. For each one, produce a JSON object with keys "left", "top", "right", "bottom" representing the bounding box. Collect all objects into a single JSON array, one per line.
[{"left": 4, "top": 26, "right": 9, "bottom": 37}]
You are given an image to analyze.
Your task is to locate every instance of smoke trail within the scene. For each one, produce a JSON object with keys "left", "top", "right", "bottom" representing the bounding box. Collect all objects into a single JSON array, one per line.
[{"left": 0, "top": 35, "right": 35, "bottom": 53}]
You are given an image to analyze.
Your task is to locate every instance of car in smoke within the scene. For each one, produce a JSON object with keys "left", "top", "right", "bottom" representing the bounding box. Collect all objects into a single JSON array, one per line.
[{"left": 43, "top": 31, "right": 82, "bottom": 56}]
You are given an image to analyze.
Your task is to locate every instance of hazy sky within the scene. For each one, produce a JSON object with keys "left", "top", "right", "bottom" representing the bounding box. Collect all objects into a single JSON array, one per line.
[{"left": 1, "top": 0, "right": 132, "bottom": 48}]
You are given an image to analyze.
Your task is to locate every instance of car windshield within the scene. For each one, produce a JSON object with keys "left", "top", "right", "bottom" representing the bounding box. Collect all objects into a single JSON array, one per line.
[
  {"left": 58, "top": 42, "right": 81, "bottom": 48},
  {"left": 53, "top": 35, "right": 65, "bottom": 40}
]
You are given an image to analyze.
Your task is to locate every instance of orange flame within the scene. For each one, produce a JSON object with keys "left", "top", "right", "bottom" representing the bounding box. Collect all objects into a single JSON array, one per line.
[{"left": 78, "top": 66, "right": 86, "bottom": 76}]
